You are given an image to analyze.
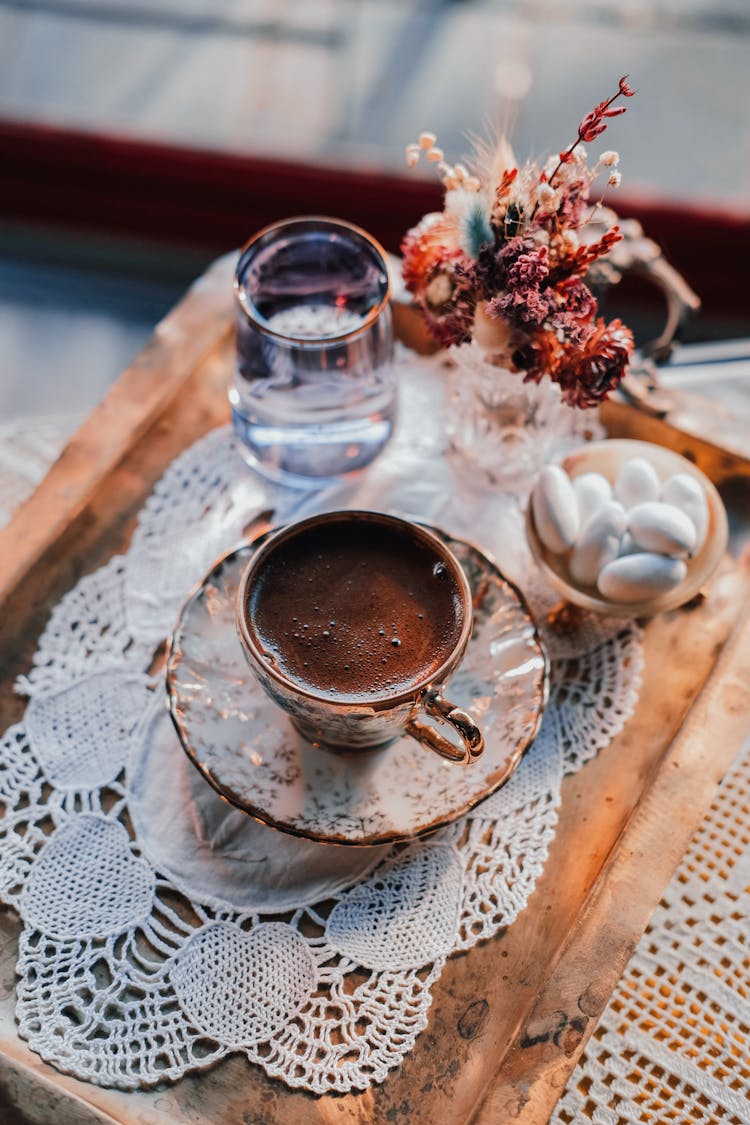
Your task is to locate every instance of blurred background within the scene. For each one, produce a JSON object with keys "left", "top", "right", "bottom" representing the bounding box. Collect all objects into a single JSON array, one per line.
[{"left": 1, "top": 0, "right": 749, "bottom": 473}]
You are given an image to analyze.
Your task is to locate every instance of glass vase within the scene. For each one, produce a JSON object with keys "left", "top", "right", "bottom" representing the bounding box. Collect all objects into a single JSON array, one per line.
[{"left": 445, "top": 343, "right": 598, "bottom": 493}]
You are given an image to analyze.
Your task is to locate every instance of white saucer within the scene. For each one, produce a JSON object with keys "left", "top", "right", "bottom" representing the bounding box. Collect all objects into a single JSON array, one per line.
[{"left": 166, "top": 526, "right": 549, "bottom": 846}]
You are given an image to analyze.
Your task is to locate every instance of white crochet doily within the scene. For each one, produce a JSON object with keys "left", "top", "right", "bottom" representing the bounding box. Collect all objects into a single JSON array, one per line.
[{"left": 0, "top": 408, "right": 643, "bottom": 1094}]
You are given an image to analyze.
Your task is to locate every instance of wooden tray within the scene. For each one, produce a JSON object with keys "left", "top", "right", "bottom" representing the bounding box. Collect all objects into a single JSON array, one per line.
[{"left": 1, "top": 255, "right": 750, "bottom": 1125}]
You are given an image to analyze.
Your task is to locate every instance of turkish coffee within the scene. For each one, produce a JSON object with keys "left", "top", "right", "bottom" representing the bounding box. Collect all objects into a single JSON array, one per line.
[{"left": 244, "top": 515, "right": 465, "bottom": 703}]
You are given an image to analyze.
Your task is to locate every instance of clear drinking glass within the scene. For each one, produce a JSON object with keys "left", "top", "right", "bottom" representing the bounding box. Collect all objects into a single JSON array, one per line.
[{"left": 230, "top": 216, "right": 396, "bottom": 487}]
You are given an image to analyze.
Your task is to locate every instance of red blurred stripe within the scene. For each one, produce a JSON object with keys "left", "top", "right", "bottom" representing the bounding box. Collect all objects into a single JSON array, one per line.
[{"left": 1, "top": 118, "right": 748, "bottom": 317}]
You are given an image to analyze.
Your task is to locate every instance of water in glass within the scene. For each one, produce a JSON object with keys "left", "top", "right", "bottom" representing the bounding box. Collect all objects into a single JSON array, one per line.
[{"left": 231, "top": 217, "right": 396, "bottom": 487}]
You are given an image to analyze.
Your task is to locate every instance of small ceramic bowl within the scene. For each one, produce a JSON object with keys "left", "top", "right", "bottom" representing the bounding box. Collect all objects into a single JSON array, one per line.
[{"left": 526, "top": 439, "right": 729, "bottom": 617}]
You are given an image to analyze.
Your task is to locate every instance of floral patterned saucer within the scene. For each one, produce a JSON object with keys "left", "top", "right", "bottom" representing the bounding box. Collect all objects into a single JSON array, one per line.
[{"left": 166, "top": 526, "right": 549, "bottom": 846}]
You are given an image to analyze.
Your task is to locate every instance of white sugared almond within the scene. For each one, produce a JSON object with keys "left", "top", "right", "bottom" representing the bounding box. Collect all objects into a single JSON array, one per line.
[
  {"left": 572, "top": 472, "right": 612, "bottom": 527},
  {"left": 614, "top": 457, "right": 661, "bottom": 508},
  {"left": 661, "top": 473, "right": 708, "bottom": 551},
  {"left": 532, "top": 466, "right": 580, "bottom": 554},
  {"left": 597, "top": 553, "right": 688, "bottom": 603},
  {"left": 569, "top": 501, "right": 627, "bottom": 587},
  {"left": 628, "top": 502, "right": 697, "bottom": 558}
]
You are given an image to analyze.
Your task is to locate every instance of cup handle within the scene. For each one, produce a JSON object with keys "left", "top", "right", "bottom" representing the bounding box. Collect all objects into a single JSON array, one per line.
[{"left": 405, "top": 689, "right": 484, "bottom": 765}]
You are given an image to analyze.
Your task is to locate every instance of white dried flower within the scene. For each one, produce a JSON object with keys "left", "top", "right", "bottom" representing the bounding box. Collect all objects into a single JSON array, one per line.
[
  {"left": 437, "top": 160, "right": 460, "bottom": 188},
  {"left": 405, "top": 144, "right": 420, "bottom": 168},
  {"left": 419, "top": 131, "right": 437, "bottom": 150},
  {"left": 601, "top": 150, "right": 619, "bottom": 167},
  {"left": 426, "top": 147, "right": 444, "bottom": 163},
  {"left": 608, "top": 171, "right": 622, "bottom": 188},
  {"left": 464, "top": 175, "right": 482, "bottom": 192},
  {"left": 444, "top": 187, "right": 483, "bottom": 219},
  {"left": 454, "top": 163, "right": 470, "bottom": 183},
  {"left": 444, "top": 187, "right": 470, "bottom": 216},
  {"left": 537, "top": 182, "right": 556, "bottom": 204},
  {"left": 543, "top": 155, "right": 558, "bottom": 179}
]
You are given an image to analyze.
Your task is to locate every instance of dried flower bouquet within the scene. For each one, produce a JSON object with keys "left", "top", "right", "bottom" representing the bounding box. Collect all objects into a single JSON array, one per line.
[{"left": 401, "top": 78, "right": 636, "bottom": 408}]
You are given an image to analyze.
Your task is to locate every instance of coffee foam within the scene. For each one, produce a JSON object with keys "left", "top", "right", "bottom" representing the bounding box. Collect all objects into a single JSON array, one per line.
[{"left": 246, "top": 520, "right": 464, "bottom": 702}]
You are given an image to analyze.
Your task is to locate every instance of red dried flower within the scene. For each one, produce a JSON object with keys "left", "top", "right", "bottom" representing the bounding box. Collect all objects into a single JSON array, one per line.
[
  {"left": 547, "top": 277, "right": 598, "bottom": 344},
  {"left": 401, "top": 215, "right": 477, "bottom": 346},
  {"left": 555, "top": 226, "right": 622, "bottom": 278},
  {"left": 401, "top": 212, "right": 460, "bottom": 289},
  {"left": 554, "top": 318, "right": 634, "bottom": 407},
  {"left": 548, "top": 79, "right": 635, "bottom": 188},
  {"left": 416, "top": 261, "right": 476, "bottom": 346},
  {"left": 496, "top": 167, "right": 518, "bottom": 199},
  {"left": 506, "top": 242, "right": 549, "bottom": 288},
  {"left": 490, "top": 286, "right": 556, "bottom": 329},
  {"left": 513, "top": 330, "right": 564, "bottom": 383},
  {"left": 578, "top": 112, "right": 608, "bottom": 143},
  {"left": 487, "top": 241, "right": 556, "bottom": 328}
]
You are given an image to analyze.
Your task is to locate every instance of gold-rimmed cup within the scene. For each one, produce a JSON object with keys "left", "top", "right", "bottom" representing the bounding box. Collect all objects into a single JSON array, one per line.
[{"left": 236, "top": 510, "right": 484, "bottom": 764}]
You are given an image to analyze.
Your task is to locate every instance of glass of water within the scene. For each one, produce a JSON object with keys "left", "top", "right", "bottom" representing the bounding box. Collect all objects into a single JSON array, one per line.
[{"left": 230, "top": 216, "right": 396, "bottom": 487}]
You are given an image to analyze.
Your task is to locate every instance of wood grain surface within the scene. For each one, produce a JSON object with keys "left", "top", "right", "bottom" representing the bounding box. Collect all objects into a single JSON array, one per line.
[{"left": 1, "top": 257, "right": 749, "bottom": 1124}]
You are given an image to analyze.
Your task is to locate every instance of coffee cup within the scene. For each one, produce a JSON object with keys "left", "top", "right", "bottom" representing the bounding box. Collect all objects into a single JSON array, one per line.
[{"left": 236, "top": 510, "right": 484, "bottom": 764}]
